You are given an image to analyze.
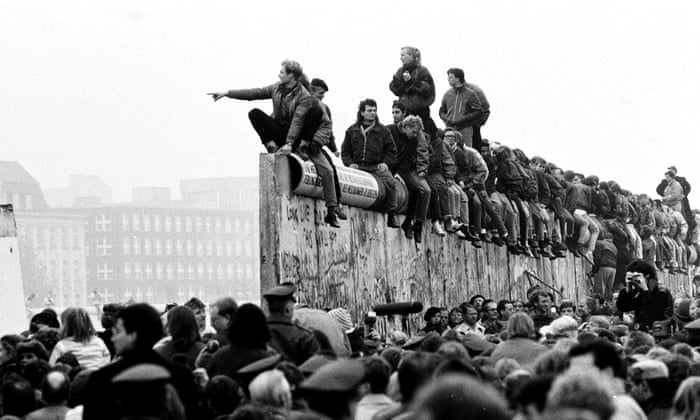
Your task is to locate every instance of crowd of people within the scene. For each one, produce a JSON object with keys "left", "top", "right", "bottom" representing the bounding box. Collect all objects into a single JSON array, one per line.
[
  {"left": 5, "top": 262, "right": 700, "bottom": 419},
  {"left": 2, "top": 47, "right": 698, "bottom": 419},
  {"left": 210, "top": 46, "right": 698, "bottom": 298}
]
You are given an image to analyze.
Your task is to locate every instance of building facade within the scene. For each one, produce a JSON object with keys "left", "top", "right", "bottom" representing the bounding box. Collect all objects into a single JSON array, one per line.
[
  {"left": 15, "top": 210, "right": 88, "bottom": 308},
  {"left": 83, "top": 206, "right": 258, "bottom": 305}
]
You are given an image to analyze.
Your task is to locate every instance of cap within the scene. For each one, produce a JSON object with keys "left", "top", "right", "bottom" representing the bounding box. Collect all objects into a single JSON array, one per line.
[
  {"left": 112, "top": 363, "right": 170, "bottom": 383},
  {"left": 237, "top": 354, "right": 282, "bottom": 378},
  {"left": 299, "top": 354, "right": 336, "bottom": 376},
  {"left": 300, "top": 359, "right": 366, "bottom": 392},
  {"left": 263, "top": 283, "right": 297, "bottom": 301},
  {"left": 629, "top": 359, "right": 669, "bottom": 379}
]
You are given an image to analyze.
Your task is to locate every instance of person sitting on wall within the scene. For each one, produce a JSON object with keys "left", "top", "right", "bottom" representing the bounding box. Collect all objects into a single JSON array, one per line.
[
  {"left": 390, "top": 114, "right": 432, "bottom": 244},
  {"left": 208, "top": 60, "right": 341, "bottom": 227},
  {"left": 341, "top": 99, "right": 399, "bottom": 228}
]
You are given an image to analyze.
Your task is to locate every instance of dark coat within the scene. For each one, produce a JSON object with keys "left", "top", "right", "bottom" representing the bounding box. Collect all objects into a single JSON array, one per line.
[
  {"left": 388, "top": 124, "right": 430, "bottom": 175},
  {"left": 341, "top": 122, "right": 397, "bottom": 170},
  {"left": 207, "top": 344, "right": 276, "bottom": 380},
  {"left": 83, "top": 349, "right": 201, "bottom": 420},
  {"left": 267, "top": 316, "right": 320, "bottom": 366},
  {"left": 389, "top": 64, "right": 436, "bottom": 112},
  {"left": 616, "top": 287, "right": 673, "bottom": 331}
]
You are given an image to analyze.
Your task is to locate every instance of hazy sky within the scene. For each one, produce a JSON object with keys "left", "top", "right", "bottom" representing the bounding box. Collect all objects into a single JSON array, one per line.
[{"left": 2, "top": 1, "right": 699, "bottom": 203}]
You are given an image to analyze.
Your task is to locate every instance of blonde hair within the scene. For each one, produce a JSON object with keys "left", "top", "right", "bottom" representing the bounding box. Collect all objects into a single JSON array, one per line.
[
  {"left": 506, "top": 313, "right": 535, "bottom": 339},
  {"left": 248, "top": 369, "right": 292, "bottom": 409},
  {"left": 399, "top": 115, "right": 424, "bottom": 131}
]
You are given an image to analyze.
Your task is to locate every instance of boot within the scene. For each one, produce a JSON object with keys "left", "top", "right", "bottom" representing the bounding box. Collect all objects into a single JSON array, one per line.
[
  {"left": 492, "top": 235, "right": 505, "bottom": 247},
  {"left": 471, "top": 239, "right": 482, "bottom": 249},
  {"left": 387, "top": 213, "right": 400, "bottom": 228},
  {"left": 401, "top": 219, "right": 413, "bottom": 240},
  {"left": 480, "top": 231, "right": 492, "bottom": 243},
  {"left": 324, "top": 208, "right": 340, "bottom": 228},
  {"left": 508, "top": 244, "right": 521, "bottom": 255},
  {"left": 431, "top": 220, "right": 446, "bottom": 237},
  {"left": 413, "top": 221, "right": 424, "bottom": 243},
  {"left": 335, "top": 206, "right": 348, "bottom": 220},
  {"left": 459, "top": 225, "right": 479, "bottom": 242}
]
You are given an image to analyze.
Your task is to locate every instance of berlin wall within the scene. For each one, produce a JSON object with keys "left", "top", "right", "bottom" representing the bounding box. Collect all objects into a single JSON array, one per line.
[{"left": 259, "top": 153, "right": 691, "bottom": 327}]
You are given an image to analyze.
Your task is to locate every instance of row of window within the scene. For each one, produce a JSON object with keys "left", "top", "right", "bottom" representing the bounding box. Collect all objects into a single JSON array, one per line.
[
  {"left": 96, "top": 214, "right": 254, "bottom": 235},
  {"left": 94, "top": 238, "right": 253, "bottom": 257},
  {"left": 41, "top": 259, "right": 82, "bottom": 281},
  {"left": 95, "top": 262, "right": 254, "bottom": 281},
  {"left": 31, "top": 227, "right": 82, "bottom": 250}
]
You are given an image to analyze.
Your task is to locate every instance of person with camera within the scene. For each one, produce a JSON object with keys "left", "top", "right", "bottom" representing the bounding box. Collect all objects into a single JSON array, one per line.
[{"left": 616, "top": 259, "right": 673, "bottom": 332}]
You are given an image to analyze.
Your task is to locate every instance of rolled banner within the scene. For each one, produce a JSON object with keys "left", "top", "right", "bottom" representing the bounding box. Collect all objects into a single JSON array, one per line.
[{"left": 286, "top": 149, "right": 410, "bottom": 213}]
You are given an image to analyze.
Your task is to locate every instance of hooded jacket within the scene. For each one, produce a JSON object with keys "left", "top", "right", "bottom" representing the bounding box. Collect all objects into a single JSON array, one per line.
[{"left": 438, "top": 86, "right": 483, "bottom": 130}]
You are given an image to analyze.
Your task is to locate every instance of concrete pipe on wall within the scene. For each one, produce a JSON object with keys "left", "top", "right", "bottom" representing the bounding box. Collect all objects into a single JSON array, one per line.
[{"left": 286, "top": 150, "right": 409, "bottom": 214}]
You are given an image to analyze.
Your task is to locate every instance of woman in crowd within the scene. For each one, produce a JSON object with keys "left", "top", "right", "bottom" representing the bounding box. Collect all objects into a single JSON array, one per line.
[
  {"left": 49, "top": 307, "right": 110, "bottom": 370},
  {"left": 447, "top": 307, "right": 465, "bottom": 330},
  {"left": 155, "top": 305, "right": 206, "bottom": 370},
  {"left": 421, "top": 307, "right": 445, "bottom": 334}
]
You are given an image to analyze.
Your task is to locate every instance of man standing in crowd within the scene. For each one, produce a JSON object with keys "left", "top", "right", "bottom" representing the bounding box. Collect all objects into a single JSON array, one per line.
[
  {"left": 208, "top": 60, "right": 341, "bottom": 227},
  {"left": 439, "top": 68, "right": 483, "bottom": 148},
  {"left": 657, "top": 166, "right": 695, "bottom": 234},
  {"left": 389, "top": 46, "right": 437, "bottom": 137},
  {"left": 341, "top": 99, "right": 399, "bottom": 228},
  {"left": 589, "top": 237, "right": 617, "bottom": 302},
  {"left": 616, "top": 260, "right": 673, "bottom": 331},
  {"left": 83, "top": 304, "right": 200, "bottom": 420},
  {"left": 529, "top": 289, "right": 556, "bottom": 330},
  {"left": 209, "top": 297, "right": 238, "bottom": 344},
  {"left": 263, "top": 283, "right": 320, "bottom": 365}
]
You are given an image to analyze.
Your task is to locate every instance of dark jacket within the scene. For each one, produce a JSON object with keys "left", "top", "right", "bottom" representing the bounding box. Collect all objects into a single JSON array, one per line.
[
  {"left": 427, "top": 137, "right": 456, "bottom": 179},
  {"left": 207, "top": 345, "right": 276, "bottom": 380},
  {"left": 616, "top": 287, "right": 673, "bottom": 331},
  {"left": 638, "top": 207, "right": 656, "bottom": 239},
  {"left": 564, "top": 183, "right": 592, "bottom": 213},
  {"left": 341, "top": 122, "right": 397, "bottom": 170},
  {"left": 83, "top": 349, "right": 201, "bottom": 420},
  {"left": 389, "top": 64, "right": 436, "bottom": 112},
  {"left": 438, "top": 86, "right": 482, "bottom": 130},
  {"left": 388, "top": 124, "right": 430, "bottom": 175},
  {"left": 495, "top": 160, "right": 522, "bottom": 195},
  {"left": 592, "top": 239, "right": 617, "bottom": 273},
  {"left": 453, "top": 146, "right": 489, "bottom": 187},
  {"left": 591, "top": 188, "right": 611, "bottom": 217},
  {"left": 267, "top": 315, "right": 320, "bottom": 366},
  {"left": 465, "top": 82, "right": 490, "bottom": 125},
  {"left": 226, "top": 82, "right": 331, "bottom": 146}
]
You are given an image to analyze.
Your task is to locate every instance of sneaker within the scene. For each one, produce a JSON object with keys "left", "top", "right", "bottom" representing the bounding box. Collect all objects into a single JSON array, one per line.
[
  {"left": 456, "top": 230, "right": 468, "bottom": 240},
  {"left": 471, "top": 240, "right": 482, "bottom": 249},
  {"left": 459, "top": 225, "right": 479, "bottom": 242},
  {"left": 431, "top": 220, "right": 446, "bottom": 236},
  {"left": 387, "top": 213, "right": 399, "bottom": 228},
  {"left": 324, "top": 209, "right": 340, "bottom": 228},
  {"left": 445, "top": 218, "right": 460, "bottom": 232},
  {"left": 335, "top": 206, "right": 348, "bottom": 220}
]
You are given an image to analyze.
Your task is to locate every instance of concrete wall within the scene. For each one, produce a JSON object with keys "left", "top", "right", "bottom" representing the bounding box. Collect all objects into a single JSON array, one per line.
[{"left": 259, "top": 154, "right": 691, "bottom": 329}]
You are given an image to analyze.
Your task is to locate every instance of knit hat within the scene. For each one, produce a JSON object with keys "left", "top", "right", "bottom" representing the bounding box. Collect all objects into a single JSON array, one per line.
[
  {"left": 328, "top": 308, "right": 354, "bottom": 334},
  {"left": 676, "top": 299, "right": 694, "bottom": 323},
  {"left": 31, "top": 309, "right": 60, "bottom": 329}
]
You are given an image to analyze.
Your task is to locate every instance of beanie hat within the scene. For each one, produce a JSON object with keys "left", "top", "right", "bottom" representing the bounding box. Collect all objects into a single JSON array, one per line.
[
  {"left": 31, "top": 309, "right": 60, "bottom": 329},
  {"left": 676, "top": 299, "right": 694, "bottom": 323},
  {"left": 328, "top": 308, "right": 354, "bottom": 333}
]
